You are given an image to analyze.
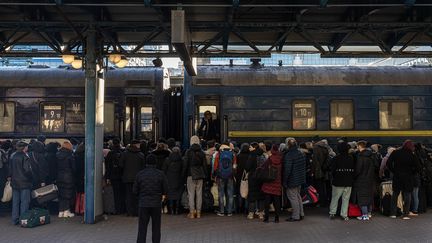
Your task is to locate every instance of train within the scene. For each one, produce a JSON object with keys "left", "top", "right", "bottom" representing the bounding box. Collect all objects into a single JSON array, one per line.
[{"left": 1, "top": 65, "right": 432, "bottom": 147}]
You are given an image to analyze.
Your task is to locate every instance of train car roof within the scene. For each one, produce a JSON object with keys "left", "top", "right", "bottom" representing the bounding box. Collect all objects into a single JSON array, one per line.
[
  {"left": 0, "top": 67, "right": 163, "bottom": 87},
  {"left": 193, "top": 65, "right": 432, "bottom": 85}
]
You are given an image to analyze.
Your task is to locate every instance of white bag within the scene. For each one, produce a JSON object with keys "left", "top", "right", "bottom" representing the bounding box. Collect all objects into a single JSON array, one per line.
[
  {"left": 240, "top": 171, "right": 249, "bottom": 199},
  {"left": 1, "top": 181, "right": 12, "bottom": 203}
]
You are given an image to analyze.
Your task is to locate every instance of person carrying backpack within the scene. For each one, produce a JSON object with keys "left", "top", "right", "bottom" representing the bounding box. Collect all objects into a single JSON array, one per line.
[
  {"left": 182, "top": 136, "right": 207, "bottom": 219},
  {"left": 213, "top": 142, "right": 237, "bottom": 216}
]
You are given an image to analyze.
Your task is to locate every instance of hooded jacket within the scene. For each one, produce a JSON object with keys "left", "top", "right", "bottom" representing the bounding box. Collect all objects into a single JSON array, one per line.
[
  {"left": 283, "top": 145, "right": 306, "bottom": 188},
  {"left": 352, "top": 149, "right": 376, "bottom": 206},
  {"left": 151, "top": 148, "right": 171, "bottom": 170},
  {"left": 261, "top": 149, "right": 283, "bottom": 196},
  {"left": 330, "top": 151, "right": 355, "bottom": 187},
  {"left": 245, "top": 148, "right": 266, "bottom": 202},
  {"left": 387, "top": 148, "right": 421, "bottom": 191},
  {"left": 133, "top": 163, "right": 168, "bottom": 208},
  {"left": 182, "top": 143, "right": 207, "bottom": 180},
  {"left": 105, "top": 145, "right": 125, "bottom": 181},
  {"left": 162, "top": 150, "right": 184, "bottom": 200},
  {"left": 119, "top": 146, "right": 146, "bottom": 183},
  {"left": 29, "top": 141, "right": 48, "bottom": 186},
  {"left": 56, "top": 147, "right": 76, "bottom": 187},
  {"left": 9, "top": 151, "right": 33, "bottom": 190},
  {"left": 312, "top": 141, "right": 330, "bottom": 180}
]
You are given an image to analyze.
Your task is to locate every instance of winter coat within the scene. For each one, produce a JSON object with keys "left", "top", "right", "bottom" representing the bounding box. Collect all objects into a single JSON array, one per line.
[
  {"left": 261, "top": 151, "right": 283, "bottom": 196},
  {"left": 283, "top": 146, "right": 306, "bottom": 188},
  {"left": 245, "top": 148, "right": 266, "bottom": 202},
  {"left": 352, "top": 149, "right": 376, "bottom": 206},
  {"left": 330, "top": 153, "right": 355, "bottom": 187},
  {"left": 182, "top": 144, "right": 207, "bottom": 180},
  {"left": 105, "top": 145, "right": 124, "bottom": 181},
  {"left": 312, "top": 142, "right": 330, "bottom": 180},
  {"left": 162, "top": 152, "right": 184, "bottom": 200},
  {"left": 28, "top": 141, "right": 48, "bottom": 187},
  {"left": 198, "top": 118, "right": 218, "bottom": 141},
  {"left": 236, "top": 150, "right": 250, "bottom": 183},
  {"left": 8, "top": 151, "right": 33, "bottom": 190},
  {"left": 387, "top": 148, "right": 421, "bottom": 192},
  {"left": 56, "top": 148, "right": 76, "bottom": 190},
  {"left": 119, "top": 146, "right": 146, "bottom": 183},
  {"left": 133, "top": 165, "right": 168, "bottom": 208},
  {"left": 45, "top": 143, "right": 58, "bottom": 184},
  {"left": 74, "top": 144, "right": 85, "bottom": 193},
  {"left": 151, "top": 149, "right": 170, "bottom": 170}
]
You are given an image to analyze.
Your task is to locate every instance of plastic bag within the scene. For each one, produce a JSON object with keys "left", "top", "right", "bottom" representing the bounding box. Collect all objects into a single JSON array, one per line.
[
  {"left": 240, "top": 171, "right": 249, "bottom": 199},
  {"left": 1, "top": 181, "right": 12, "bottom": 202}
]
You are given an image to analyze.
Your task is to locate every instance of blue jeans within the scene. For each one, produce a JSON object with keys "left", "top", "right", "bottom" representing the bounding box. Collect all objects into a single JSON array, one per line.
[
  {"left": 218, "top": 178, "right": 234, "bottom": 214},
  {"left": 12, "top": 189, "right": 31, "bottom": 224},
  {"left": 411, "top": 187, "right": 419, "bottom": 212}
]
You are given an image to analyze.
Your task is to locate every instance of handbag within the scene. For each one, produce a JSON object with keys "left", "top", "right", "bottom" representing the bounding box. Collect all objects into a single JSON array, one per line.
[
  {"left": 32, "top": 184, "right": 58, "bottom": 204},
  {"left": 240, "top": 171, "right": 249, "bottom": 199},
  {"left": 255, "top": 165, "right": 278, "bottom": 183},
  {"left": 348, "top": 203, "right": 362, "bottom": 217},
  {"left": 1, "top": 181, "right": 12, "bottom": 202}
]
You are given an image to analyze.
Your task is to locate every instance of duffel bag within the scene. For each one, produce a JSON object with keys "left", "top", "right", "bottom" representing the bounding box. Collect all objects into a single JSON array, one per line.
[
  {"left": 20, "top": 208, "right": 50, "bottom": 228},
  {"left": 32, "top": 184, "right": 58, "bottom": 204}
]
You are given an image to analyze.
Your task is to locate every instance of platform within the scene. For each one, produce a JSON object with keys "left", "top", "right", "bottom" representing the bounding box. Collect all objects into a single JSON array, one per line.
[{"left": 1, "top": 208, "right": 431, "bottom": 243}]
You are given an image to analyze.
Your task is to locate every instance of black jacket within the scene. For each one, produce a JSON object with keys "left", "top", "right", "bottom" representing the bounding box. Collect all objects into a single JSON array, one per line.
[
  {"left": 352, "top": 149, "right": 376, "bottom": 206},
  {"left": 283, "top": 146, "right": 306, "bottom": 188},
  {"left": 245, "top": 148, "right": 266, "bottom": 202},
  {"left": 198, "top": 118, "right": 218, "bottom": 141},
  {"left": 236, "top": 150, "right": 250, "bottom": 183},
  {"left": 45, "top": 143, "right": 58, "bottom": 184},
  {"left": 119, "top": 146, "right": 146, "bottom": 183},
  {"left": 162, "top": 152, "right": 184, "bottom": 200},
  {"left": 8, "top": 151, "right": 33, "bottom": 190},
  {"left": 105, "top": 145, "right": 124, "bottom": 181},
  {"left": 330, "top": 153, "right": 355, "bottom": 187},
  {"left": 133, "top": 165, "right": 168, "bottom": 208},
  {"left": 182, "top": 144, "right": 207, "bottom": 180},
  {"left": 56, "top": 148, "right": 76, "bottom": 188},
  {"left": 74, "top": 144, "right": 85, "bottom": 193},
  {"left": 29, "top": 141, "right": 48, "bottom": 186},
  {"left": 387, "top": 148, "right": 421, "bottom": 192},
  {"left": 151, "top": 149, "right": 170, "bottom": 170},
  {"left": 312, "top": 142, "right": 330, "bottom": 180}
]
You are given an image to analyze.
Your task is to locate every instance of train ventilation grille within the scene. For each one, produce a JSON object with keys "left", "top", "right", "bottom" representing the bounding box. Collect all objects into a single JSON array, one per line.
[
  {"left": 193, "top": 78, "right": 222, "bottom": 86},
  {"left": 126, "top": 80, "right": 153, "bottom": 87}
]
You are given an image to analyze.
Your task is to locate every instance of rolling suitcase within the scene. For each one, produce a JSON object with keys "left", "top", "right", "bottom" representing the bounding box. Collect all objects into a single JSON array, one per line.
[
  {"left": 32, "top": 184, "right": 58, "bottom": 204},
  {"left": 19, "top": 208, "right": 50, "bottom": 228}
]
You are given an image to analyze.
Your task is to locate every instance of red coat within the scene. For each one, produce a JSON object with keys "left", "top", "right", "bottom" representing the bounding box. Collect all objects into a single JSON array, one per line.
[{"left": 261, "top": 151, "right": 283, "bottom": 196}]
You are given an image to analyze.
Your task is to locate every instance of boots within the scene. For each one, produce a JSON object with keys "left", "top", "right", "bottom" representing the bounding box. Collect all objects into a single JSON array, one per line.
[
  {"left": 196, "top": 210, "right": 201, "bottom": 219},
  {"left": 187, "top": 210, "right": 196, "bottom": 219},
  {"left": 63, "top": 210, "right": 75, "bottom": 218},
  {"left": 58, "top": 211, "right": 64, "bottom": 218},
  {"left": 258, "top": 211, "right": 264, "bottom": 220}
]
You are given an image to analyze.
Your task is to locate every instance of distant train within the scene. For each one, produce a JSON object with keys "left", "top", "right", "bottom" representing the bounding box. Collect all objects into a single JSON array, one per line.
[
  {"left": 2, "top": 65, "right": 432, "bottom": 147},
  {"left": 183, "top": 65, "right": 432, "bottom": 146}
]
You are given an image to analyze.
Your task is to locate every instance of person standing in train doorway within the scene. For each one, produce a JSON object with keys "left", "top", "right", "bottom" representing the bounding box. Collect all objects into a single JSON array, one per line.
[
  {"left": 134, "top": 154, "right": 168, "bottom": 243},
  {"left": 198, "top": 110, "right": 218, "bottom": 142}
]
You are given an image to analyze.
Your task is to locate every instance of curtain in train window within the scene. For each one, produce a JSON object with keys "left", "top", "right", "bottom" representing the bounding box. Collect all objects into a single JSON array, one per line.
[
  {"left": 104, "top": 102, "right": 115, "bottom": 133},
  {"left": 125, "top": 106, "right": 131, "bottom": 132},
  {"left": 0, "top": 102, "right": 14, "bottom": 132},
  {"left": 379, "top": 100, "right": 411, "bottom": 130},
  {"left": 140, "top": 107, "right": 152, "bottom": 132},
  {"left": 292, "top": 100, "right": 316, "bottom": 130},
  {"left": 331, "top": 100, "right": 354, "bottom": 130},
  {"left": 41, "top": 103, "right": 64, "bottom": 132}
]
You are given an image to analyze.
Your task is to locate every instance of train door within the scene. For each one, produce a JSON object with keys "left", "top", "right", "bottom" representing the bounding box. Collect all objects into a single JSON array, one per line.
[
  {"left": 194, "top": 96, "right": 221, "bottom": 142},
  {"left": 124, "top": 97, "right": 154, "bottom": 143}
]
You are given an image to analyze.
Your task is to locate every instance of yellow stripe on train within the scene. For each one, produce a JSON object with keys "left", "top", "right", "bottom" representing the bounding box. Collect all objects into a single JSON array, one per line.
[{"left": 228, "top": 130, "right": 432, "bottom": 138}]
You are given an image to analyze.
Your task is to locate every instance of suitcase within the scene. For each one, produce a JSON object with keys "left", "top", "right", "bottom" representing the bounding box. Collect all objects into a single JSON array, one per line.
[
  {"left": 103, "top": 185, "right": 115, "bottom": 214},
  {"left": 32, "top": 184, "right": 58, "bottom": 204},
  {"left": 19, "top": 208, "right": 50, "bottom": 228}
]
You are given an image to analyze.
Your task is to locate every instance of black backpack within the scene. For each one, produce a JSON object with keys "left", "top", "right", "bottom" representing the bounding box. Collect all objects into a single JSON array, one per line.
[
  {"left": 201, "top": 185, "right": 214, "bottom": 212},
  {"left": 381, "top": 193, "right": 391, "bottom": 216}
]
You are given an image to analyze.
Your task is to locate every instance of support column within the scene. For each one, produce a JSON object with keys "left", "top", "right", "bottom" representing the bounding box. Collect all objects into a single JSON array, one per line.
[{"left": 84, "top": 26, "right": 104, "bottom": 224}]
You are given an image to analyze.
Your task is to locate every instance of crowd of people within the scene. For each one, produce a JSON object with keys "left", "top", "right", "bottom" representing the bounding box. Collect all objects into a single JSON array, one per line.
[{"left": 1, "top": 132, "right": 432, "bottom": 242}]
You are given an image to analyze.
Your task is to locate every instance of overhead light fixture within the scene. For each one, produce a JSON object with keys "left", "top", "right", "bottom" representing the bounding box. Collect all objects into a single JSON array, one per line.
[
  {"left": 62, "top": 54, "right": 75, "bottom": 64},
  {"left": 108, "top": 53, "right": 122, "bottom": 64},
  {"left": 115, "top": 56, "right": 128, "bottom": 68},
  {"left": 71, "top": 57, "right": 83, "bottom": 69}
]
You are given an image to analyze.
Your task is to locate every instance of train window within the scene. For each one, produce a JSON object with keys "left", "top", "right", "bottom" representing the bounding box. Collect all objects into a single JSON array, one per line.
[
  {"left": 104, "top": 102, "right": 115, "bottom": 133},
  {"left": 0, "top": 102, "right": 15, "bottom": 132},
  {"left": 379, "top": 100, "right": 411, "bottom": 130},
  {"left": 41, "top": 103, "right": 65, "bottom": 133},
  {"left": 140, "top": 107, "right": 152, "bottom": 132},
  {"left": 125, "top": 106, "right": 131, "bottom": 132},
  {"left": 330, "top": 100, "right": 354, "bottom": 130},
  {"left": 292, "top": 100, "right": 316, "bottom": 130},
  {"left": 199, "top": 106, "right": 217, "bottom": 121}
]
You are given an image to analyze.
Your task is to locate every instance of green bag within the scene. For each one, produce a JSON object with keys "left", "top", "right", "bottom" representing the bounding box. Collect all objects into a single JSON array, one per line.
[{"left": 19, "top": 208, "right": 50, "bottom": 228}]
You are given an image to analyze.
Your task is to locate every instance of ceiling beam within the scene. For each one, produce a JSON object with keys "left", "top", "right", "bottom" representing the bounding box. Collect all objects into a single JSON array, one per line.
[
  {"left": 231, "top": 27, "right": 261, "bottom": 53},
  {"left": 297, "top": 29, "right": 327, "bottom": 54}
]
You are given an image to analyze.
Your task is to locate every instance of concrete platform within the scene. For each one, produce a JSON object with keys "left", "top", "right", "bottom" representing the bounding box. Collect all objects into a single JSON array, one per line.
[{"left": 1, "top": 208, "right": 431, "bottom": 243}]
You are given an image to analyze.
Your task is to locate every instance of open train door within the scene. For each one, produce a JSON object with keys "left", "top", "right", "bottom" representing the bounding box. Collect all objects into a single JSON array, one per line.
[{"left": 194, "top": 95, "right": 221, "bottom": 142}]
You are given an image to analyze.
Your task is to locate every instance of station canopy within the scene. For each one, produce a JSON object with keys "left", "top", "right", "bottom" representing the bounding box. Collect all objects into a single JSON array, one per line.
[{"left": 1, "top": 0, "right": 432, "bottom": 59}]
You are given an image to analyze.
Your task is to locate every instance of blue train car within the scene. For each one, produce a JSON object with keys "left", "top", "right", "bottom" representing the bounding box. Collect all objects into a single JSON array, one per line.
[{"left": 183, "top": 66, "right": 432, "bottom": 147}]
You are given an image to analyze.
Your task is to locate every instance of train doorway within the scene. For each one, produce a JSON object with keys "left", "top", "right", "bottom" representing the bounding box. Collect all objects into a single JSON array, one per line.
[
  {"left": 124, "top": 97, "right": 154, "bottom": 144},
  {"left": 194, "top": 96, "right": 221, "bottom": 142}
]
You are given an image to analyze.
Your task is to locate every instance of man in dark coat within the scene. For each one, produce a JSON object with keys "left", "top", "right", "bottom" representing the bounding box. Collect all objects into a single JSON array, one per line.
[
  {"left": 197, "top": 110, "right": 218, "bottom": 141},
  {"left": 8, "top": 141, "right": 33, "bottom": 225},
  {"left": 161, "top": 147, "right": 183, "bottom": 215},
  {"left": 56, "top": 141, "right": 76, "bottom": 218},
  {"left": 28, "top": 140, "right": 49, "bottom": 188},
  {"left": 105, "top": 138, "right": 125, "bottom": 214},
  {"left": 387, "top": 140, "right": 421, "bottom": 219},
  {"left": 134, "top": 154, "right": 168, "bottom": 243},
  {"left": 120, "top": 139, "right": 146, "bottom": 216},
  {"left": 312, "top": 139, "right": 331, "bottom": 207},
  {"left": 352, "top": 141, "right": 376, "bottom": 221},
  {"left": 245, "top": 142, "right": 266, "bottom": 220},
  {"left": 283, "top": 137, "right": 306, "bottom": 222}
]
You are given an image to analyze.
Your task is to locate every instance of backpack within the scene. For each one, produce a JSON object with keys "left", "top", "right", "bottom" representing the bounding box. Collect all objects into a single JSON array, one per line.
[
  {"left": 202, "top": 185, "right": 215, "bottom": 212},
  {"left": 190, "top": 150, "right": 203, "bottom": 167},
  {"left": 381, "top": 192, "right": 392, "bottom": 216},
  {"left": 218, "top": 150, "right": 234, "bottom": 179}
]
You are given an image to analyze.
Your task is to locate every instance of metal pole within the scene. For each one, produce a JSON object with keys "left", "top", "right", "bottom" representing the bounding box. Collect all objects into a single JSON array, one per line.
[{"left": 84, "top": 25, "right": 96, "bottom": 224}]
